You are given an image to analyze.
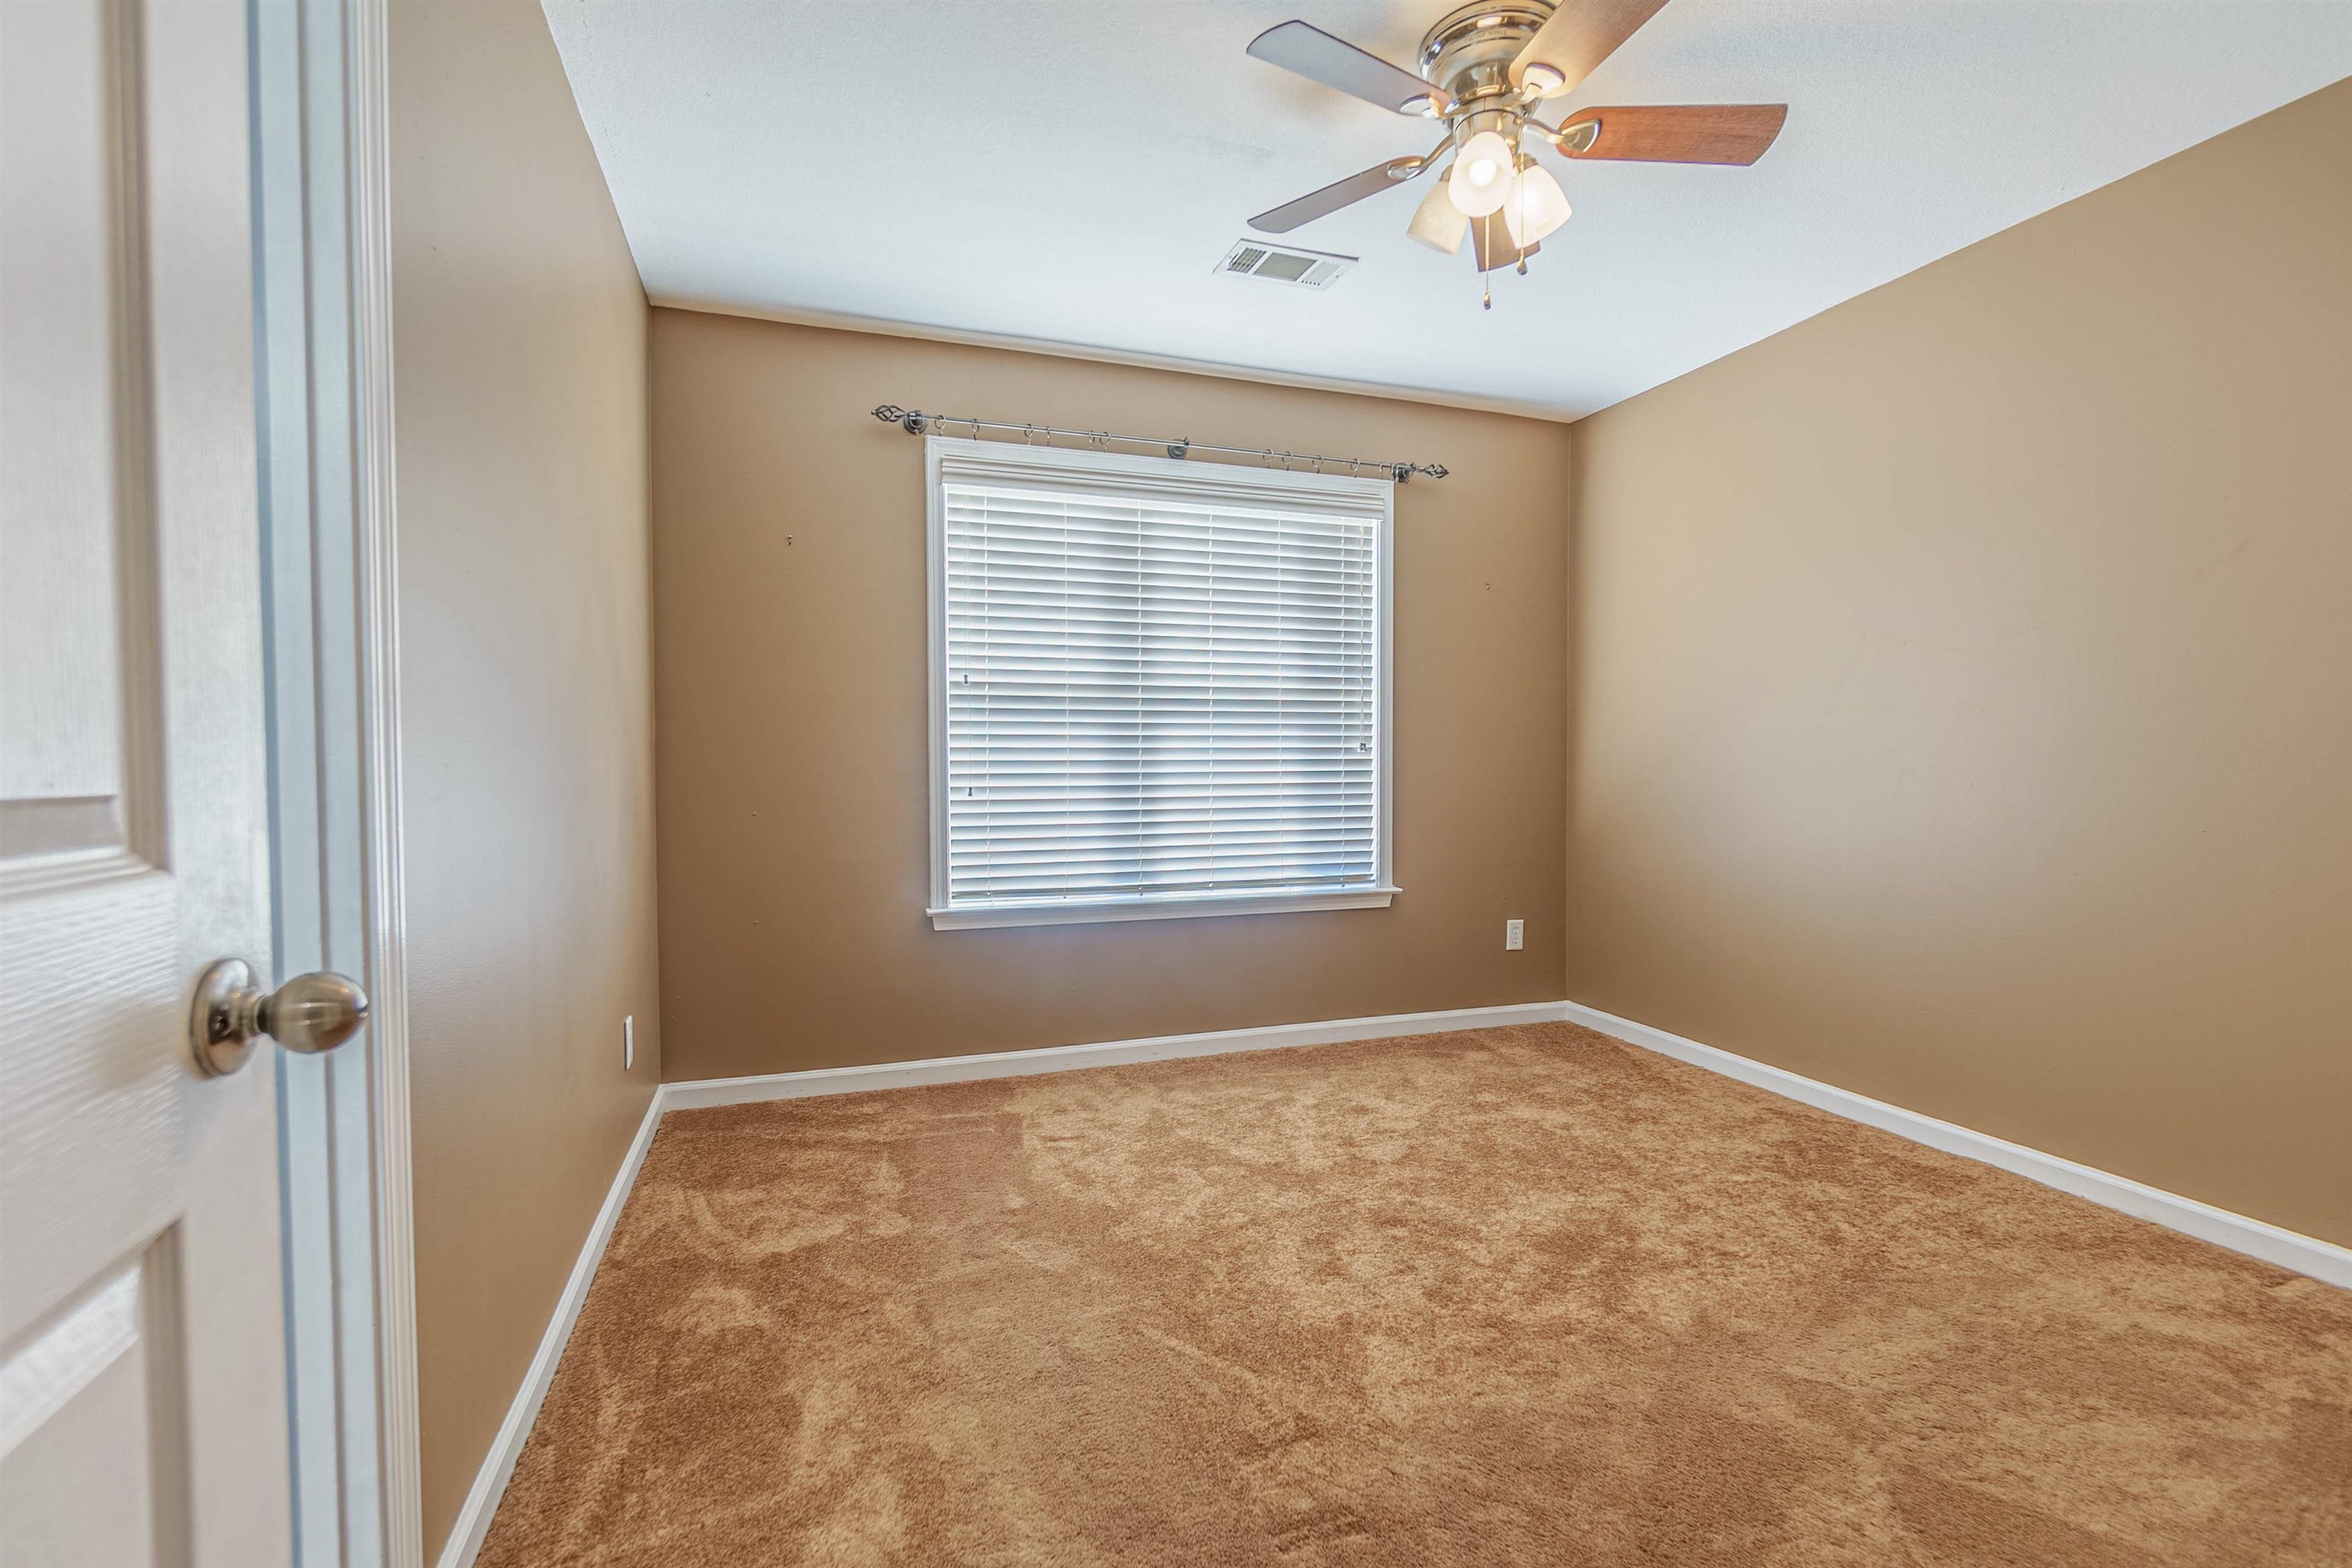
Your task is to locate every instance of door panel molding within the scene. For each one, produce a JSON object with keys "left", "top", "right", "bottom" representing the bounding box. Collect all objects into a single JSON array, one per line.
[{"left": 0, "top": 0, "right": 164, "bottom": 894}]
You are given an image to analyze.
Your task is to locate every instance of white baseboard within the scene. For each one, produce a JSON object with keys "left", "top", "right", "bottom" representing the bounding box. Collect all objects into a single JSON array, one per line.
[
  {"left": 658, "top": 1000, "right": 1574, "bottom": 1110},
  {"left": 1562, "top": 999, "right": 2352, "bottom": 1291},
  {"left": 432, "top": 1090, "right": 665, "bottom": 1568}
]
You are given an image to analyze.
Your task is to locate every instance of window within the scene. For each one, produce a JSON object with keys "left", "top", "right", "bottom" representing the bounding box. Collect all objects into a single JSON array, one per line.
[{"left": 926, "top": 437, "right": 1394, "bottom": 929}]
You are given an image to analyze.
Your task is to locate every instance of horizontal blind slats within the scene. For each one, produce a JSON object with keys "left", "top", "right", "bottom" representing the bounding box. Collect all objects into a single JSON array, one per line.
[{"left": 939, "top": 465, "right": 1380, "bottom": 911}]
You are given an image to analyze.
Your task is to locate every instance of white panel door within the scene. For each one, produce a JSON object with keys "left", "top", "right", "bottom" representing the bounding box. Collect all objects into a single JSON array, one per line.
[{"left": 1, "top": 1, "right": 293, "bottom": 1564}]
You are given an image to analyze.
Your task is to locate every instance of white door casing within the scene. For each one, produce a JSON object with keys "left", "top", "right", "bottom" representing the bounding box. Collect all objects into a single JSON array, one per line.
[
  {"left": 1, "top": 1, "right": 294, "bottom": 1563},
  {"left": 250, "top": 0, "right": 423, "bottom": 1561}
]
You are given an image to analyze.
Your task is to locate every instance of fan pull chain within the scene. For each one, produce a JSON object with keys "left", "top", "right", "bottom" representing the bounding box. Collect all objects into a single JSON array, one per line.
[{"left": 1478, "top": 213, "right": 1492, "bottom": 310}]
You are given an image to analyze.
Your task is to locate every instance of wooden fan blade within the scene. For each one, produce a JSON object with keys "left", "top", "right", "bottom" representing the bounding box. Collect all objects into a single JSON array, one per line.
[
  {"left": 1247, "top": 21, "right": 1448, "bottom": 116},
  {"left": 1556, "top": 104, "right": 1787, "bottom": 165},
  {"left": 1249, "top": 158, "right": 1419, "bottom": 234},
  {"left": 1511, "top": 0, "right": 1671, "bottom": 97},
  {"left": 1468, "top": 209, "right": 1538, "bottom": 274}
]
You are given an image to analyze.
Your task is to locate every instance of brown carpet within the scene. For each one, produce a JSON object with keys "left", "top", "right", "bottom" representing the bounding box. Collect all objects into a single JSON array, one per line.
[{"left": 475, "top": 1023, "right": 2352, "bottom": 1566}]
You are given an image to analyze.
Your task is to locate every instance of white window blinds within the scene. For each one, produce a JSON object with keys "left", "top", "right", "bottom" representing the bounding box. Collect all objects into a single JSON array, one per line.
[{"left": 926, "top": 439, "right": 1394, "bottom": 928}]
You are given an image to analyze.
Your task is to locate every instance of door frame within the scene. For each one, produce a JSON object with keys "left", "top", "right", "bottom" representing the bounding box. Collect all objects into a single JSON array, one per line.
[{"left": 248, "top": 1, "right": 420, "bottom": 1563}]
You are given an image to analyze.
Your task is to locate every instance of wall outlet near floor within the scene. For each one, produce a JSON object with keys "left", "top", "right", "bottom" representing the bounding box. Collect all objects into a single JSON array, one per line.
[
  {"left": 623, "top": 1014, "right": 635, "bottom": 1071},
  {"left": 1505, "top": 919, "right": 1524, "bottom": 952}
]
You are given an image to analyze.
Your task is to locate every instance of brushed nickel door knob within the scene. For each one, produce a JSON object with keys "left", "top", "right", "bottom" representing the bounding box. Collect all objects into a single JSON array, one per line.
[{"left": 189, "top": 959, "right": 369, "bottom": 1077}]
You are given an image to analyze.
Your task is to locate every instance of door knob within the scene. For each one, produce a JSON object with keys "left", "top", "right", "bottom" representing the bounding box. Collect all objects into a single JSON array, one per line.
[{"left": 189, "top": 959, "right": 369, "bottom": 1077}]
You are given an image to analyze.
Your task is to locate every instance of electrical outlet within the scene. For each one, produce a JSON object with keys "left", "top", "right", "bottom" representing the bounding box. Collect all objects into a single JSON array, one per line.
[
  {"left": 1505, "top": 919, "right": 1524, "bottom": 951},
  {"left": 623, "top": 1014, "right": 635, "bottom": 1071}
]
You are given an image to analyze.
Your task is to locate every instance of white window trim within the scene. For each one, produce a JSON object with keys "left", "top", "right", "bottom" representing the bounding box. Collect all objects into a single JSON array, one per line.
[{"left": 923, "top": 436, "right": 1396, "bottom": 931}]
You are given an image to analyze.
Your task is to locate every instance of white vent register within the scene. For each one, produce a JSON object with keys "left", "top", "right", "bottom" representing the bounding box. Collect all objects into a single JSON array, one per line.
[
  {"left": 925, "top": 438, "right": 1396, "bottom": 929},
  {"left": 1218, "top": 239, "right": 1356, "bottom": 290}
]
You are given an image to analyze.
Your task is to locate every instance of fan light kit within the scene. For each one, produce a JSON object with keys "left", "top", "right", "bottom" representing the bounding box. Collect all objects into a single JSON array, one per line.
[{"left": 1244, "top": 1, "right": 1788, "bottom": 309}]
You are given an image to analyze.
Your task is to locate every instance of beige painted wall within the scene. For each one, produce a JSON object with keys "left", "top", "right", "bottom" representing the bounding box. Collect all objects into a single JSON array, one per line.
[
  {"left": 650, "top": 312, "right": 1570, "bottom": 1081},
  {"left": 1566, "top": 81, "right": 2352, "bottom": 1247},
  {"left": 389, "top": 4, "right": 660, "bottom": 1556}
]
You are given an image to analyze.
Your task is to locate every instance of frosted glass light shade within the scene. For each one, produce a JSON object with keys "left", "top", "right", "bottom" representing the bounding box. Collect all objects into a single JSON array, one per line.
[
  {"left": 1448, "top": 130, "right": 1514, "bottom": 217},
  {"left": 1406, "top": 176, "right": 1468, "bottom": 254},
  {"left": 1502, "top": 164, "right": 1571, "bottom": 247}
]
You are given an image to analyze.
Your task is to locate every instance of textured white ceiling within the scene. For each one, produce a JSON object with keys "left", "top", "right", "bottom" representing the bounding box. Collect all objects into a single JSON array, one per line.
[{"left": 542, "top": 1, "right": 2352, "bottom": 420}]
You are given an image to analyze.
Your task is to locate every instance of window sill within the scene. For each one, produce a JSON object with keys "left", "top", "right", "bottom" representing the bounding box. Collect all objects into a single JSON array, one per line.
[{"left": 928, "top": 887, "right": 1400, "bottom": 931}]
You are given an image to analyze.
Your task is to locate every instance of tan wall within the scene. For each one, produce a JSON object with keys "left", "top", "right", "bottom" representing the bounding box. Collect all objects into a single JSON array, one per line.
[
  {"left": 389, "top": 4, "right": 660, "bottom": 1556},
  {"left": 1566, "top": 81, "right": 2352, "bottom": 1247},
  {"left": 649, "top": 312, "right": 1570, "bottom": 1081}
]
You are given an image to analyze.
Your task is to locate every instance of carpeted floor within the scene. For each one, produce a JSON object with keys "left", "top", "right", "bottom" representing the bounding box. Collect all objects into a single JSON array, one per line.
[{"left": 475, "top": 1023, "right": 2351, "bottom": 1566}]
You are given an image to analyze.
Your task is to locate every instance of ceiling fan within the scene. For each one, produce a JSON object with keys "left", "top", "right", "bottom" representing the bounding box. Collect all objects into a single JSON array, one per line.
[{"left": 1245, "top": 1, "right": 1786, "bottom": 300}]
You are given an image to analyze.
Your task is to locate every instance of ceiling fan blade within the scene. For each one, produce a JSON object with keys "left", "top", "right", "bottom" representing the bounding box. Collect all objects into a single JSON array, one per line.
[
  {"left": 1247, "top": 21, "right": 1447, "bottom": 116},
  {"left": 1554, "top": 104, "right": 1788, "bottom": 165},
  {"left": 1467, "top": 208, "right": 1538, "bottom": 274},
  {"left": 1511, "top": 0, "right": 1671, "bottom": 97},
  {"left": 1249, "top": 158, "right": 1420, "bottom": 234}
]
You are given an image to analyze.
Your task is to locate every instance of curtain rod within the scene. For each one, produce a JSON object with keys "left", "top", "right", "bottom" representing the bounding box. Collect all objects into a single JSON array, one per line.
[{"left": 870, "top": 405, "right": 1449, "bottom": 483}]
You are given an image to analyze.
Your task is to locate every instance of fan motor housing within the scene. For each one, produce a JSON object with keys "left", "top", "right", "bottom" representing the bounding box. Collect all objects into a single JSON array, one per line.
[{"left": 1418, "top": 2, "right": 1553, "bottom": 105}]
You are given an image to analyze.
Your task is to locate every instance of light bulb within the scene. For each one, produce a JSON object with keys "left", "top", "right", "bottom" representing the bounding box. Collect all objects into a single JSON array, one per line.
[
  {"left": 1449, "top": 130, "right": 1514, "bottom": 217},
  {"left": 1406, "top": 176, "right": 1468, "bottom": 255},
  {"left": 1502, "top": 163, "right": 1571, "bottom": 247}
]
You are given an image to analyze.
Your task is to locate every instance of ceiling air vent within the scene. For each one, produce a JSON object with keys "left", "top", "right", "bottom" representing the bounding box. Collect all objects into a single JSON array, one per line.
[{"left": 1217, "top": 240, "right": 1355, "bottom": 291}]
